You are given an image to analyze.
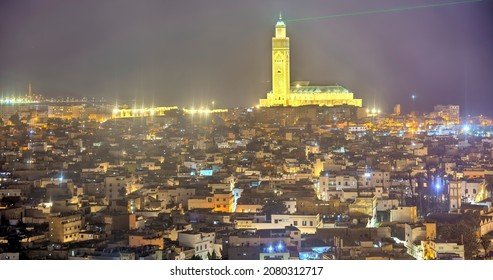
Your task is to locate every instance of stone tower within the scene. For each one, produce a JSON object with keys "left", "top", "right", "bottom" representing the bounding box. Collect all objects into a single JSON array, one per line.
[{"left": 272, "top": 14, "right": 290, "bottom": 106}]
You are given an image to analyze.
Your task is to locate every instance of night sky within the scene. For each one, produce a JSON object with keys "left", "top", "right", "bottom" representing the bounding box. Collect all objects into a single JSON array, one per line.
[{"left": 1, "top": 0, "right": 492, "bottom": 115}]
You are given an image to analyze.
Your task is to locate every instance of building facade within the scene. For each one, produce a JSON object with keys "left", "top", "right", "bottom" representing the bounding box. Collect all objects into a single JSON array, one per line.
[
  {"left": 259, "top": 16, "right": 363, "bottom": 108},
  {"left": 49, "top": 214, "right": 83, "bottom": 243},
  {"left": 433, "top": 105, "right": 460, "bottom": 125}
]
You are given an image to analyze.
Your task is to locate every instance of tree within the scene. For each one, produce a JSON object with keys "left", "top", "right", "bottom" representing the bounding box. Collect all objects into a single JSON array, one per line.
[
  {"left": 262, "top": 196, "right": 287, "bottom": 221},
  {"left": 439, "top": 222, "right": 479, "bottom": 259},
  {"left": 485, "top": 175, "right": 493, "bottom": 196},
  {"left": 207, "top": 250, "right": 218, "bottom": 260},
  {"left": 480, "top": 236, "right": 491, "bottom": 258},
  {"left": 438, "top": 211, "right": 481, "bottom": 259},
  {"left": 9, "top": 113, "right": 21, "bottom": 126},
  {"left": 118, "top": 186, "right": 127, "bottom": 198},
  {"left": 190, "top": 255, "right": 202, "bottom": 260}
]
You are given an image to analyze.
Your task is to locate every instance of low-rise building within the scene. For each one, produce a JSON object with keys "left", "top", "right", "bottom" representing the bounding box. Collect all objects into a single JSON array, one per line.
[{"left": 49, "top": 214, "right": 84, "bottom": 243}]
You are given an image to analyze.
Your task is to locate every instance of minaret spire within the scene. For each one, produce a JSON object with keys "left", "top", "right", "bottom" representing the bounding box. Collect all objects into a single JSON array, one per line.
[{"left": 272, "top": 15, "right": 290, "bottom": 106}]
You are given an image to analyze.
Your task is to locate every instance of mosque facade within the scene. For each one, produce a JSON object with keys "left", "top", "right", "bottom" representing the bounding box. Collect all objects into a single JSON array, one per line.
[{"left": 259, "top": 16, "right": 363, "bottom": 108}]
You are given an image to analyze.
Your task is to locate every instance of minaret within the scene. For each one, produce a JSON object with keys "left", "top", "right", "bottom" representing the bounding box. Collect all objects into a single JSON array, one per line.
[
  {"left": 28, "top": 83, "right": 32, "bottom": 99},
  {"left": 272, "top": 14, "right": 290, "bottom": 106}
]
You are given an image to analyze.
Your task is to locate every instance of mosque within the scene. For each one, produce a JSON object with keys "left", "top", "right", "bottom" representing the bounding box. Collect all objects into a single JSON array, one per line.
[{"left": 259, "top": 16, "right": 363, "bottom": 108}]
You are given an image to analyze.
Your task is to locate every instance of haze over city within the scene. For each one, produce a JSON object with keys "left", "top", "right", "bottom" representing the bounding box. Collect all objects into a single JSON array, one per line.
[
  {"left": 1, "top": 0, "right": 492, "bottom": 114},
  {"left": 3, "top": 0, "right": 493, "bottom": 264}
]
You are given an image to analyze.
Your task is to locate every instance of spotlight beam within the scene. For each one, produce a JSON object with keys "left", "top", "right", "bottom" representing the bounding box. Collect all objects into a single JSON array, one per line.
[{"left": 287, "top": 0, "right": 482, "bottom": 23}]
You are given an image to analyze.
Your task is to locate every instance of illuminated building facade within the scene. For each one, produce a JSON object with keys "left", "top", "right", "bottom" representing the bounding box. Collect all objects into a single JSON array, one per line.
[
  {"left": 433, "top": 105, "right": 460, "bottom": 125},
  {"left": 49, "top": 214, "right": 83, "bottom": 243},
  {"left": 259, "top": 16, "right": 363, "bottom": 108},
  {"left": 47, "top": 105, "right": 83, "bottom": 119},
  {"left": 111, "top": 106, "right": 178, "bottom": 118}
]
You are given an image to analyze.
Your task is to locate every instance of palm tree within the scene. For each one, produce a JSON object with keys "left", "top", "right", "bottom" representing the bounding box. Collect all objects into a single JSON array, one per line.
[{"left": 262, "top": 196, "right": 287, "bottom": 221}]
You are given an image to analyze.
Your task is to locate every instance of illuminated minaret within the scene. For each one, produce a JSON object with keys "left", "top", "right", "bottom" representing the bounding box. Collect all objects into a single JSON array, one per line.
[
  {"left": 28, "top": 83, "right": 32, "bottom": 99},
  {"left": 272, "top": 14, "right": 290, "bottom": 106}
]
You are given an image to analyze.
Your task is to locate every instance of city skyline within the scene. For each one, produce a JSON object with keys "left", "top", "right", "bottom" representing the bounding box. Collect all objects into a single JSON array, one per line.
[
  {"left": 1, "top": 0, "right": 492, "bottom": 115},
  {"left": 2, "top": 2, "right": 493, "bottom": 262}
]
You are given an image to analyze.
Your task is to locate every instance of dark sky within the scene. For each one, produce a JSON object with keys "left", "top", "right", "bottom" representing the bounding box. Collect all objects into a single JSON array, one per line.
[{"left": 1, "top": 0, "right": 492, "bottom": 115}]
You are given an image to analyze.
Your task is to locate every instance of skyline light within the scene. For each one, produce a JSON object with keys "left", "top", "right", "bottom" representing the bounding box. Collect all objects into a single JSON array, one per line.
[{"left": 0, "top": 1, "right": 492, "bottom": 115}]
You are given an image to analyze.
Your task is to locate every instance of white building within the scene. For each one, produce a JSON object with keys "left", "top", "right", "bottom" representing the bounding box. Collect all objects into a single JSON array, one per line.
[
  {"left": 178, "top": 231, "right": 217, "bottom": 260},
  {"left": 358, "top": 171, "right": 391, "bottom": 189},
  {"left": 405, "top": 223, "right": 436, "bottom": 258},
  {"left": 104, "top": 176, "right": 132, "bottom": 201},
  {"left": 390, "top": 206, "right": 417, "bottom": 223},
  {"left": 317, "top": 175, "right": 358, "bottom": 201},
  {"left": 234, "top": 214, "right": 321, "bottom": 234}
]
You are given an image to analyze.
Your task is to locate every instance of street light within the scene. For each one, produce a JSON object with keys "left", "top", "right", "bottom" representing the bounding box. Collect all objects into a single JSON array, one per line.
[
  {"left": 411, "top": 93, "right": 417, "bottom": 115},
  {"left": 435, "top": 182, "right": 441, "bottom": 212}
]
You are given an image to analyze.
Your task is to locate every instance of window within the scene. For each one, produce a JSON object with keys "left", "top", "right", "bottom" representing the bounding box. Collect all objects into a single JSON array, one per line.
[
  {"left": 302, "top": 221, "right": 307, "bottom": 226},
  {"left": 293, "top": 221, "right": 298, "bottom": 226},
  {"left": 310, "top": 221, "right": 313, "bottom": 226}
]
